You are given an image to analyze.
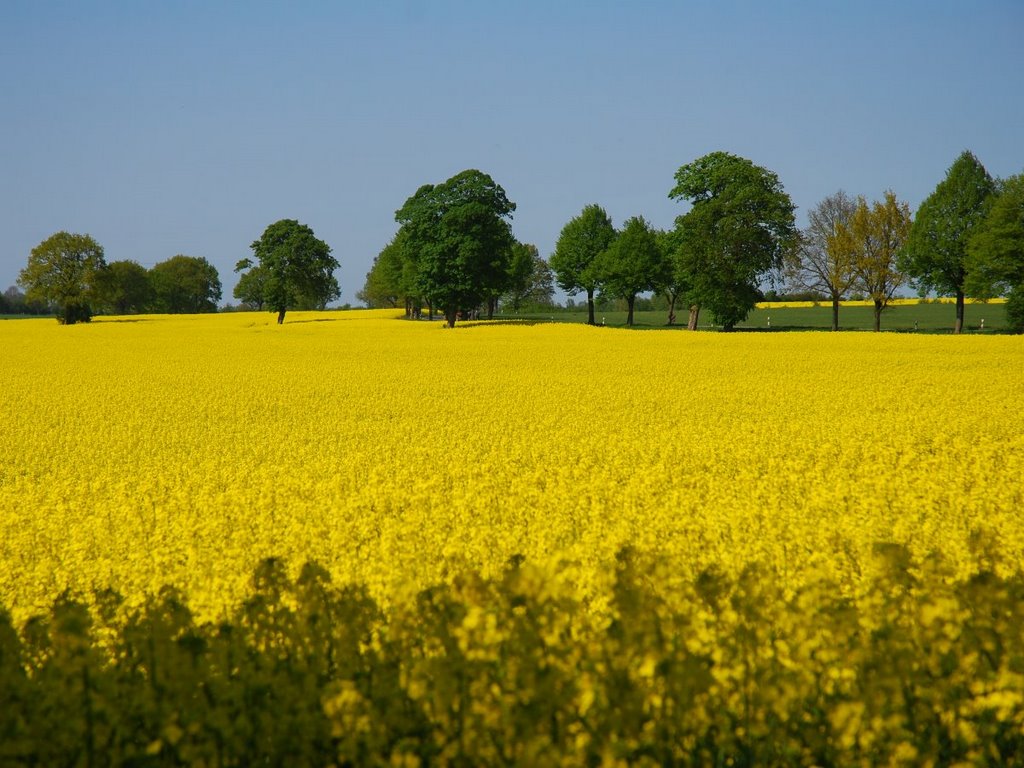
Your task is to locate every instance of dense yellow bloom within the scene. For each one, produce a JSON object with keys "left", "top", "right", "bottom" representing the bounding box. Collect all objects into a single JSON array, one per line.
[{"left": 1, "top": 310, "right": 1022, "bottom": 623}]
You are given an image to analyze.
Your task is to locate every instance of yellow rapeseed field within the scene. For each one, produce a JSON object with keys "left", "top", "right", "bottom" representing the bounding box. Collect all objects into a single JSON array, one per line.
[{"left": 2, "top": 310, "right": 1022, "bottom": 624}]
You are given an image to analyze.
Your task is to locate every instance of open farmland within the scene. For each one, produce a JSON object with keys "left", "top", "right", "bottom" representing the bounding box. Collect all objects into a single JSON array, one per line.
[
  {"left": 2, "top": 310, "right": 1024, "bottom": 763},
  {"left": 3, "top": 310, "right": 1023, "bottom": 618}
]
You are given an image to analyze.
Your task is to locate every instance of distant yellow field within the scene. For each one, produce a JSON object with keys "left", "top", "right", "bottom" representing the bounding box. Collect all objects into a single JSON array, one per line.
[
  {"left": 2, "top": 311, "right": 1022, "bottom": 623},
  {"left": 755, "top": 296, "right": 1008, "bottom": 309}
]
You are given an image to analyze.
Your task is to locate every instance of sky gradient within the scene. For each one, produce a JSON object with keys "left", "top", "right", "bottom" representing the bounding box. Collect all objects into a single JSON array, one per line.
[{"left": 3, "top": 1, "right": 1022, "bottom": 305}]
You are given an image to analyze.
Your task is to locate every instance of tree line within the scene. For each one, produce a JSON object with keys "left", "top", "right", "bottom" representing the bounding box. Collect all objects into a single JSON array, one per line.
[
  {"left": 13, "top": 151, "right": 1024, "bottom": 330},
  {"left": 13, "top": 219, "right": 339, "bottom": 324},
  {"left": 363, "top": 150, "right": 1024, "bottom": 332}
]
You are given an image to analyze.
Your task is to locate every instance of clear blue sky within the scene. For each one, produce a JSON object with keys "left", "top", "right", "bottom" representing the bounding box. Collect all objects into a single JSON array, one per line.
[{"left": 2, "top": 1, "right": 1022, "bottom": 305}]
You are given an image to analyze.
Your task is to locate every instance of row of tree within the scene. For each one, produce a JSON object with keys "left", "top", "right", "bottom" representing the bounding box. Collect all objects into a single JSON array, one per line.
[
  {"left": 790, "top": 151, "right": 1023, "bottom": 333},
  {"left": 16, "top": 152, "right": 1023, "bottom": 330},
  {"left": 362, "top": 151, "right": 1023, "bottom": 332},
  {"left": 15, "top": 220, "right": 340, "bottom": 324},
  {"left": 16, "top": 233, "right": 223, "bottom": 323}
]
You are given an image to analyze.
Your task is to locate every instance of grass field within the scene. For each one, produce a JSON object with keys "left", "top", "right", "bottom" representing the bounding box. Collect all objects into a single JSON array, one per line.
[{"left": 512, "top": 298, "right": 1010, "bottom": 332}]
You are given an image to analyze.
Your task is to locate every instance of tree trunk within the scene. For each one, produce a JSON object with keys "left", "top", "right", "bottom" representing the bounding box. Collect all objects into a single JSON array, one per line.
[
  {"left": 428, "top": 301, "right": 434, "bottom": 321},
  {"left": 487, "top": 297, "right": 496, "bottom": 320},
  {"left": 626, "top": 295, "right": 635, "bottom": 326},
  {"left": 873, "top": 300, "right": 882, "bottom": 332},
  {"left": 831, "top": 296, "right": 840, "bottom": 332},
  {"left": 955, "top": 290, "right": 964, "bottom": 334},
  {"left": 586, "top": 289, "right": 596, "bottom": 325},
  {"left": 666, "top": 293, "right": 677, "bottom": 325},
  {"left": 444, "top": 307, "right": 457, "bottom": 328},
  {"left": 277, "top": 307, "right": 286, "bottom": 325},
  {"left": 687, "top": 304, "right": 700, "bottom": 330}
]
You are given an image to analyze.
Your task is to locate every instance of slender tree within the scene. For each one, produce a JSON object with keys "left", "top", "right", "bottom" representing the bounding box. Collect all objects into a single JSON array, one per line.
[
  {"left": 901, "top": 151, "right": 996, "bottom": 333},
  {"left": 596, "top": 216, "right": 670, "bottom": 326},
  {"left": 501, "top": 243, "right": 554, "bottom": 312},
  {"left": 785, "top": 190, "right": 858, "bottom": 331},
  {"left": 18, "top": 231, "right": 106, "bottom": 324},
  {"left": 550, "top": 204, "right": 616, "bottom": 325},
  {"left": 841, "top": 191, "right": 912, "bottom": 332},
  {"left": 669, "top": 152, "right": 797, "bottom": 331}
]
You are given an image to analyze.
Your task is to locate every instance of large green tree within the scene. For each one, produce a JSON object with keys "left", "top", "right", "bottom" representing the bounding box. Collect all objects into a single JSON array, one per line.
[
  {"left": 901, "top": 151, "right": 996, "bottom": 333},
  {"left": 150, "top": 255, "right": 222, "bottom": 314},
  {"left": 596, "top": 216, "right": 670, "bottom": 326},
  {"left": 395, "top": 169, "right": 516, "bottom": 328},
  {"left": 784, "top": 190, "right": 858, "bottom": 331},
  {"left": 18, "top": 231, "right": 106, "bottom": 324},
  {"left": 94, "top": 259, "right": 154, "bottom": 315},
  {"left": 550, "top": 204, "right": 616, "bottom": 326},
  {"left": 669, "top": 152, "right": 797, "bottom": 331},
  {"left": 241, "top": 220, "right": 339, "bottom": 324},
  {"left": 966, "top": 173, "right": 1024, "bottom": 332},
  {"left": 840, "top": 191, "right": 912, "bottom": 332}
]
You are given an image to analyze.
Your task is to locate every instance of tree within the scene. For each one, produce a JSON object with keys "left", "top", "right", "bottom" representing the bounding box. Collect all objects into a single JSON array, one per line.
[
  {"left": 150, "top": 255, "right": 222, "bottom": 314},
  {"left": 655, "top": 228, "right": 690, "bottom": 326},
  {"left": 596, "top": 216, "right": 670, "bottom": 326},
  {"left": 669, "top": 152, "right": 797, "bottom": 331},
  {"left": 240, "top": 220, "right": 339, "bottom": 324},
  {"left": 18, "top": 231, "right": 106, "bottom": 324},
  {"left": 840, "top": 191, "right": 912, "bottom": 332},
  {"left": 501, "top": 243, "right": 555, "bottom": 312},
  {"left": 94, "top": 260, "right": 154, "bottom": 314},
  {"left": 550, "top": 204, "right": 616, "bottom": 326},
  {"left": 358, "top": 237, "right": 405, "bottom": 309},
  {"left": 395, "top": 169, "right": 516, "bottom": 328},
  {"left": 966, "top": 173, "right": 1024, "bottom": 332},
  {"left": 901, "top": 151, "right": 996, "bottom": 333},
  {"left": 784, "top": 190, "right": 858, "bottom": 331},
  {"left": 232, "top": 263, "right": 268, "bottom": 310}
]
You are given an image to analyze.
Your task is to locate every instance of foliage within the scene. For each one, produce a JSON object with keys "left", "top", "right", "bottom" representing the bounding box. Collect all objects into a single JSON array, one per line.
[
  {"left": 550, "top": 204, "right": 617, "bottom": 325},
  {"left": 784, "top": 190, "right": 858, "bottom": 331},
  {"left": 4, "top": 548, "right": 1024, "bottom": 764},
  {"left": 669, "top": 152, "right": 797, "bottom": 331},
  {"left": 149, "top": 255, "right": 222, "bottom": 314},
  {"left": 93, "top": 259, "right": 154, "bottom": 314},
  {"left": 501, "top": 243, "right": 555, "bottom": 312},
  {"left": 841, "top": 191, "right": 912, "bottom": 331},
  {"left": 596, "top": 216, "right": 669, "bottom": 326},
  {"left": 395, "top": 170, "right": 516, "bottom": 327},
  {"left": 241, "top": 219, "right": 339, "bottom": 324},
  {"left": 18, "top": 231, "right": 106, "bottom": 324},
  {"left": 966, "top": 173, "right": 1024, "bottom": 332},
  {"left": 902, "top": 150, "right": 996, "bottom": 333},
  {"left": 232, "top": 262, "right": 269, "bottom": 310}
]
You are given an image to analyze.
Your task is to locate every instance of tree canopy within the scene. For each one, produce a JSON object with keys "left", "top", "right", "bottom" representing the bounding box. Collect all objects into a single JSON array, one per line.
[
  {"left": 840, "top": 191, "right": 911, "bottom": 332},
  {"left": 150, "top": 255, "right": 223, "bottom": 314},
  {"left": 241, "top": 220, "right": 339, "bottom": 324},
  {"left": 966, "top": 173, "right": 1024, "bottom": 332},
  {"left": 502, "top": 243, "right": 555, "bottom": 312},
  {"left": 902, "top": 150, "right": 996, "bottom": 333},
  {"left": 18, "top": 231, "right": 106, "bottom": 324},
  {"left": 785, "top": 190, "right": 858, "bottom": 331},
  {"left": 550, "top": 204, "right": 617, "bottom": 326},
  {"left": 94, "top": 260, "right": 154, "bottom": 315},
  {"left": 395, "top": 169, "right": 516, "bottom": 328},
  {"left": 596, "top": 216, "right": 669, "bottom": 326},
  {"left": 669, "top": 152, "right": 797, "bottom": 331}
]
